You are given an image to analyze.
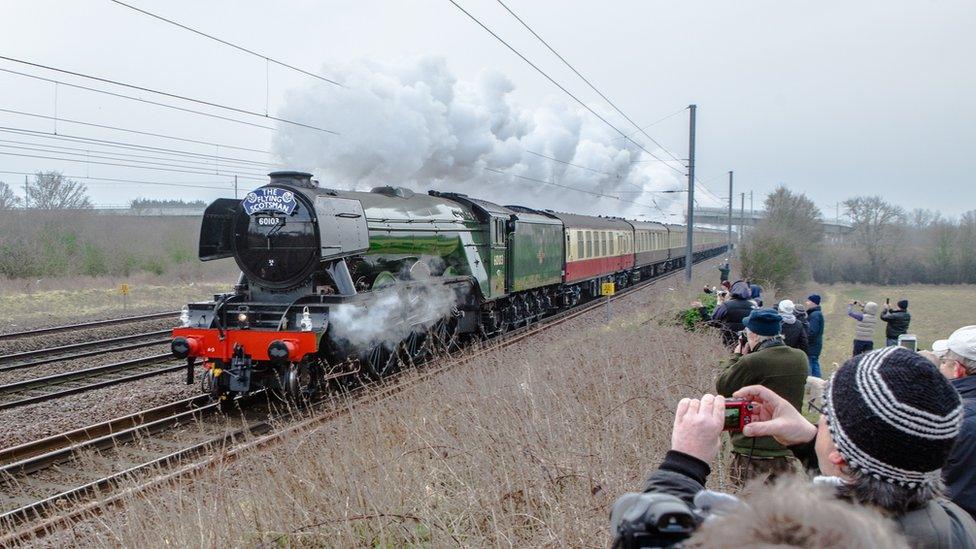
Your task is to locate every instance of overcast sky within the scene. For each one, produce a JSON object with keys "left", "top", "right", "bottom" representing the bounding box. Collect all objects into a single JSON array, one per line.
[{"left": 1, "top": 0, "right": 973, "bottom": 218}]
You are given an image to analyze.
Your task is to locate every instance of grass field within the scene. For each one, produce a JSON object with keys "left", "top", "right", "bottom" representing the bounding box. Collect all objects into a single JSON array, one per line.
[{"left": 793, "top": 283, "right": 976, "bottom": 376}]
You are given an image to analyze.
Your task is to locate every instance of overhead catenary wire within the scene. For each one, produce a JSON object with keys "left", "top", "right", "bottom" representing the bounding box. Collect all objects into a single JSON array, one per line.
[
  {"left": 0, "top": 170, "right": 236, "bottom": 192},
  {"left": 0, "top": 150, "right": 267, "bottom": 181},
  {"left": 495, "top": 0, "right": 684, "bottom": 166},
  {"left": 484, "top": 167, "right": 672, "bottom": 218},
  {"left": 0, "top": 67, "right": 278, "bottom": 132},
  {"left": 0, "top": 138, "right": 271, "bottom": 176},
  {"left": 0, "top": 108, "right": 270, "bottom": 154},
  {"left": 0, "top": 142, "right": 268, "bottom": 178},
  {"left": 525, "top": 150, "right": 617, "bottom": 178},
  {"left": 0, "top": 126, "right": 274, "bottom": 169},
  {"left": 446, "top": 0, "right": 684, "bottom": 177},
  {"left": 107, "top": 0, "right": 343, "bottom": 88},
  {"left": 0, "top": 55, "right": 339, "bottom": 135}
]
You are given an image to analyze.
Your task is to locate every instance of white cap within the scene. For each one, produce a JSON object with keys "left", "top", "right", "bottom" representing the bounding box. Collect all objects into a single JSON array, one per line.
[
  {"left": 778, "top": 299, "right": 795, "bottom": 315},
  {"left": 932, "top": 339, "right": 950, "bottom": 359},
  {"left": 947, "top": 326, "right": 976, "bottom": 362}
]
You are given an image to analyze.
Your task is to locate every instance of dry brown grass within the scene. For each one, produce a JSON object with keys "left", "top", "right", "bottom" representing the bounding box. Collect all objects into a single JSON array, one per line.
[{"left": 29, "top": 274, "right": 729, "bottom": 547}]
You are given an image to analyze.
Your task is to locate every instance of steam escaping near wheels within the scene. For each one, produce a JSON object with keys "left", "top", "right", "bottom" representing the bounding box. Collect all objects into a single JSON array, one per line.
[{"left": 329, "top": 281, "right": 463, "bottom": 352}]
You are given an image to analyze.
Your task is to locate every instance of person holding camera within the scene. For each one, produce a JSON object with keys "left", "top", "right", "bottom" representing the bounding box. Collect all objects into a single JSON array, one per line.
[
  {"left": 715, "top": 309, "right": 809, "bottom": 486},
  {"left": 847, "top": 299, "right": 879, "bottom": 356},
  {"left": 718, "top": 259, "right": 731, "bottom": 283},
  {"left": 777, "top": 299, "right": 809, "bottom": 353},
  {"left": 629, "top": 347, "right": 976, "bottom": 548},
  {"left": 695, "top": 280, "right": 756, "bottom": 348},
  {"left": 881, "top": 299, "right": 912, "bottom": 346},
  {"left": 934, "top": 326, "right": 976, "bottom": 520}
]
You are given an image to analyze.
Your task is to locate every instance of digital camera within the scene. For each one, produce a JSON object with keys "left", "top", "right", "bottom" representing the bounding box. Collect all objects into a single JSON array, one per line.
[{"left": 724, "top": 398, "right": 754, "bottom": 432}]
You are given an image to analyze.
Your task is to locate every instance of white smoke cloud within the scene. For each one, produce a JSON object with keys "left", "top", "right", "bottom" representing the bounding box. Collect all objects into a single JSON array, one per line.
[
  {"left": 272, "top": 56, "right": 693, "bottom": 219},
  {"left": 328, "top": 281, "right": 458, "bottom": 352}
]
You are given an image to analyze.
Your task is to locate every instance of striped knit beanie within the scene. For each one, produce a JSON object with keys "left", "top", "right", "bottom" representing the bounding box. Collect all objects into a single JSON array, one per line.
[{"left": 823, "top": 346, "right": 962, "bottom": 488}]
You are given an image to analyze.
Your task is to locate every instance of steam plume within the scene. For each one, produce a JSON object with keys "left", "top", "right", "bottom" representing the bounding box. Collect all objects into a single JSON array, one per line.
[{"left": 273, "top": 56, "right": 694, "bottom": 219}]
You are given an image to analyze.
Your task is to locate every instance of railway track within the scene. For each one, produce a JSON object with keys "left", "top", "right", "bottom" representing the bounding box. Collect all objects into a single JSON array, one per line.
[
  {"left": 0, "top": 330, "right": 171, "bottom": 374},
  {"left": 0, "top": 354, "right": 182, "bottom": 412},
  {"left": 0, "top": 311, "right": 177, "bottom": 342},
  {"left": 0, "top": 257, "right": 715, "bottom": 543}
]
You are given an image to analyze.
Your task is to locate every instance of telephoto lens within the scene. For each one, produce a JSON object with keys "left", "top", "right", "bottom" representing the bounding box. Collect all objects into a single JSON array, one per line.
[{"left": 610, "top": 492, "right": 699, "bottom": 548}]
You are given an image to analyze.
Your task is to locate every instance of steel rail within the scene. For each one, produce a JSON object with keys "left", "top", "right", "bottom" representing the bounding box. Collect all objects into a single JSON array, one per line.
[
  {"left": 0, "top": 364, "right": 187, "bottom": 412},
  {"left": 0, "top": 312, "right": 177, "bottom": 341},
  {"left": 0, "top": 395, "right": 211, "bottom": 466},
  {"left": 0, "top": 333, "right": 171, "bottom": 373},
  {"left": 0, "top": 329, "right": 170, "bottom": 362}
]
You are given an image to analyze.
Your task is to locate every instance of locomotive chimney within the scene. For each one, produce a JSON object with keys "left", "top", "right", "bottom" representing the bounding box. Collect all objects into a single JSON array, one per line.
[{"left": 268, "top": 171, "right": 316, "bottom": 188}]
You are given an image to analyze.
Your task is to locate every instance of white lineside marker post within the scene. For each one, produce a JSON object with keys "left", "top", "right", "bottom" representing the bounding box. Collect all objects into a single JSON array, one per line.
[
  {"left": 602, "top": 281, "right": 615, "bottom": 322},
  {"left": 119, "top": 283, "right": 130, "bottom": 311}
]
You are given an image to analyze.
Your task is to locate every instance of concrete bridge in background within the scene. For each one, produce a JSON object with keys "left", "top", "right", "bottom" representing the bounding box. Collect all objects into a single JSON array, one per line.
[{"left": 690, "top": 206, "right": 854, "bottom": 238}]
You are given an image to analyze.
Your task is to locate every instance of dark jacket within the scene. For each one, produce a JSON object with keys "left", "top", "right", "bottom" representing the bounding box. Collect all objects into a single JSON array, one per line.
[
  {"left": 945, "top": 375, "right": 976, "bottom": 520},
  {"left": 718, "top": 263, "right": 731, "bottom": 282},
  {"left": 806, "top": 306, "right": 825, "bottom": 357},
  {"left": 705, "top": 281, "right": 755, "bottom": 347},
  {"left": 643, "top": 447, "right": 976, "bottom": 549},
  {"left": 780, "top": 314, "right": 809, "bottom": 353},
  {"left": 881, "top": 308, "right": 912, "bottom": 340},
  {"left": 715, "top": 340, "right": 809, "bottom": 457}
]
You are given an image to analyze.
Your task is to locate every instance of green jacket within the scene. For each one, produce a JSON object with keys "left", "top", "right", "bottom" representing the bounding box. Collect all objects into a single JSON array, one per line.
[{"left": 716, "top": 341, "right": 809, "bottom": 457}]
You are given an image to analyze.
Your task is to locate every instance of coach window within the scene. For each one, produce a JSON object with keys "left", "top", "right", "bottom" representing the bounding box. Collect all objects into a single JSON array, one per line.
[
  {"left": 609, "top": 233, "right": 615, "bottom": 255},
  {"left": 601, "top": 232, "right": 607, "bottom": 256},
  {"left": 577, "top": 232, "right": 584, "bottom": 260},
  {"left": 585, "top": 231, "right": 592, "bottom": 258}
]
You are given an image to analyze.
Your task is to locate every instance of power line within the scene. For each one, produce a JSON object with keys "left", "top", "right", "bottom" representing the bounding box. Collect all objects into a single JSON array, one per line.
[
  {"left": 0, "top": 67, "right": 277, "bottom": 132},
  {"left": 524, "top": 150, "right": 617, "bottom": 178},
  {"left": 447, "top": 0, "right": 683, "bottom": 177},
  {"left": 108, "top": 0, "right": 342, "bottom": 88},
  {"left": 0, "top": 55, "right": 339, "bottom": 135},
  {"left": 0, "top": 142, "right": 268, "bottom": 178},
  {"left": 0, "top": 150, "right": 267, "bottom": 181},
  {"left": 614, "top": 106, "right": 689, "bottom": 141},
  {"left": 0, "top": 126, "right": 274, "bottom": 169},
  {"left": 0, "top": 170, "right": 235, "bottom": 191},
  {"left": 495, "top": 0, "right": 684, "bottom": 166},
  {"left": 0, "top": 108, "right": 271, "bottom": 154},
  {"left": 484, "top": 167, "right": 671, "bottom": 218},
  {"left": 0, "top": 138, "right": 270, "bottom": 176}
]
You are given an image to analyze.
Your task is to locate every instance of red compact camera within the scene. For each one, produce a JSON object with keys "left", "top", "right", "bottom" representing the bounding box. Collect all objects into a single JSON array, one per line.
[{"left": 724, "top": 398, "right": 754, "bottom": 432}]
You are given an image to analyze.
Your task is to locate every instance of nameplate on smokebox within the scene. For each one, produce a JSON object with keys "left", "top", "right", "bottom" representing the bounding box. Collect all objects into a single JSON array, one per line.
[{"left": 243, "top": 187, "right": 298, "bottom": 215}]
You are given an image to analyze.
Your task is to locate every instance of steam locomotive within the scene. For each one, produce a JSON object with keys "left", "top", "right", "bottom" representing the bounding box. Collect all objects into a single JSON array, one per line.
[{"left": 172, "top": 171, "right": 728, "bottom": 404}]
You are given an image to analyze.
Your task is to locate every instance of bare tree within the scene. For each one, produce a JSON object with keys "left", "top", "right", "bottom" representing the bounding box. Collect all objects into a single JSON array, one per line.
[
  {"left": 25, "top": 171, "right": 92, "bottom": 209},
  {"left": 0, "top": 181, "right": 22, "bottom": 210},
  {"left": 844, "top": 195, "right": 905, "bottom": 282},
  {"left": 740, "top": 186, "right": 823, "bottom": 289},
  {"left": 910, "top": 208, "right": 940, "bottom": 228}
]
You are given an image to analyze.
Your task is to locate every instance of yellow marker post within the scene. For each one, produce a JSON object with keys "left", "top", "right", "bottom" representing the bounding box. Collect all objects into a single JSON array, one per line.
[
  {"left": 119, "top": 283, "right": 130, "bottom": 311},
  {"left": 601, "top": 282, "right": 615, "bottom": 322}
]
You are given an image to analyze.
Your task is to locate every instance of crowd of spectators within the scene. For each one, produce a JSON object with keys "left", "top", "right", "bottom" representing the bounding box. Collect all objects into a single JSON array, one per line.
[{"left": 617, "top": 261, "right": 976, "bottom": 547}]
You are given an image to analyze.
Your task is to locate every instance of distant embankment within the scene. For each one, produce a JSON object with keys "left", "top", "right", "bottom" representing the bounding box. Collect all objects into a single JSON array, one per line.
[{"left": 0, "top": 210, "right": 199, "bottom": 279}]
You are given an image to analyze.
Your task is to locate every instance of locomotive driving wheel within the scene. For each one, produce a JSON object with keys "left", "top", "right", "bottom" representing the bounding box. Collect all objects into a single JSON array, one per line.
[
  {"left": 361, "top": 344, "right": 399, "bottom": 380},
  {"left": 279, "top": 360, "right": 315, "bottom": 402}
]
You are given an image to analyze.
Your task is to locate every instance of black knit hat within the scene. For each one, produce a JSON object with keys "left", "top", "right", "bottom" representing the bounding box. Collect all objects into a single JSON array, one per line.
[{"left": 823, "top": 346, "right": 962, "bottom": 488}]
